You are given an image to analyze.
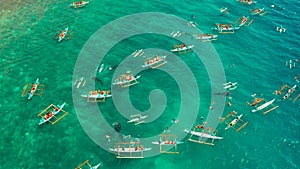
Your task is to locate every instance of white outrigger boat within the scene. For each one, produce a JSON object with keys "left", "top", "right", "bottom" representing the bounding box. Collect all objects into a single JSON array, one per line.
[
  {"left": 81, "top": 90, "right": 112, "bottom": 102},
  {"left": 282, "top": 85, "right": 297, "bottom": 100},
  {"left": 127, "top": 114, "right": 148, "bottom": 125},
  {"left": 153, "top": 134, "right": 183, "bottom": 153},
  {"left": 109, "top": 147, "right": 152, "bottom": 153},
  {"left": 98, "top": 63, "right": 104, "bottom": 73},
  {"left": 286, "top": 60, "right": 296, "bottom": 68},
  {"left": 38, "top": 102, "right": 68, "bottom": 125},
  {"left": 238, "top": 16, "right": 249, "bottom": 26},
  {"left": 142, "top": 55, "right": 167, "bottom": 69},
  {"left": 276, "top": 26, "right": 286, "bottom": 33},
  {"left": 58, "top": 27, "right": 69, "bottom": 42},
  {"left": 220, "top": 7, "right": 229, "bottom": 15},
  {"left": 75, "top": 160, "right": 101, "bottom": 169},
  {"left": 113, "top": 72, "right": 141, "bottom": 87},
  {"left": 184, "top": 126, "right": 223, "bottom": 146},
  {"left": 213, "top": 23, "right": 240, "bottom": 34},
  {"left": 250, "top": 8, "right": 265, "bottom": 15},
  {"left": 152, "top": 140, "right": 184, "bottom": 145},
  {"left": 131, "top": 49, "right": 144, "bottom": 57},
  {"left": 22, "top": 78, "right": 45, "bottom": 100},
  {"left": 223, "top": 82, "right": 238, "bottom": 89},
  {"left": 219, "top": 111, "right": 248, "bottom": 132},
  {"left": 109, "top": 142, "right": 152, "bottom": 158},
  {"left": 194, "top": 33, "right": 218, "bottom": 41},
  {"left": 252, "top": 99, "right": 275, "bottom": 112},
  {"left": 28, "top": 78, "right": 39, "bottom": 100},
  {"left": 70, "top": 0, "right": 89, "bottom": 8},
  {"left": 238, "top": 0, "right": 256, "bottom": 5},
  {"left": 184, "top": 129, "right": 223, "bottom": 140},
  {"left": 225, "top": 114, "right": 243, "bottom": 130},
  {"left": 171, "top": 44, "right": 194, "bottom": 52},
  {"left": 170, "top": 31, "right": 183, "bottom": 37}
]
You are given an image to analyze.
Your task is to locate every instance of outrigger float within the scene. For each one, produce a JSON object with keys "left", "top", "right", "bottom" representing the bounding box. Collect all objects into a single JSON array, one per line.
[
  {"left": 109, "top": 141, "right": 151, "bottom": 158},
  {"left": 212, "top": 23, "right": 240, "bottom": 34},
  {"left": 237, "top": 0, "right": 256, "bottom": 5},
  {"left": 250, "top": 8, "right": 266, "bottom": 16},
  {"left": 112, "top": 71, "right": 141, "bottom": 88},
  {"left": 219, "top": 111, "right": 248, "bottom": 132},
  {"left": 142, "top": 55, "right": 167, "bottom": 69},
  {"left": 37, "top": 102, "right": 69, "bottom": 125},
  {"left": 22, "top": 78, "right": 45, "bottom": 100},
  {"left": 127, "top": 114, "right": 148, "bottom": 125},
  {"left": 81, "top": 90, "right": 112, "bottom": 102},
  {"left": 171, "top": 44, "right": 194, "bottom": 52},
  {"left": 70, "top": 1, "right": 89, "bottom": 8},
  {"left": 152, "top": 134, "right": 183, "bottom": 154},
  {"left": 75, "top": 160, "right": 101, "bottom": 169},
  {"left": 184, "top": 123, "right": 223, "bottom": 146},
  {"left": 194, "top": 33, "right": 218, "bottom": 42}
]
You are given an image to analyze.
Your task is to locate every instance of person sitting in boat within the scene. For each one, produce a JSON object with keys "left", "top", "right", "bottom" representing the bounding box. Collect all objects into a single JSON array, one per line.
[
  {"left": 274, "top": 90, "right": 281, "bottom": 95},
  {"left": 174, "top": 44, "right": 178, "bottom": 49}
]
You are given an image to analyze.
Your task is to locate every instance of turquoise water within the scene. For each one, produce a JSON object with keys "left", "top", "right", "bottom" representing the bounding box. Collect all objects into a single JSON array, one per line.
[{"left": 1, "top": 0, "right": 300, "bottom": 168}]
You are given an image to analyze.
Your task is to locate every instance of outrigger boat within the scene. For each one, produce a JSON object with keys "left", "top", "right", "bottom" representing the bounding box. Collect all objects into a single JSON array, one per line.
[
  {"left": 170, "top": 31, "right": 183, "bottom": 37},
  {"left": 276, "top": 26, "right": 286, "bottom": 33},
  {"left": 238, "top": 0, "right": 256, "bottom": 5},
  {"left": 213, "top": 23, "right": 240, "bottom": 34},
  {"left": 70, "top": 1, "right": 89, "bottom": 8},
  {"left": 127, "top": 114, "right": 148, "bottom": 125},
  {"left": 219, "top": 111, "right": 248, "bottom": 132},
  {"left": 250, "top": 8, "right": 265, "bottom": 15},
  {"left": 75, "top": 160, "right": 101, "bottom": 169},
  {"left": 194, "top": 33, "right": 218, "bottom": 41},
  {"left": 252, "top": 99, "right": 276, "bottom": 112},
  {"left": 274, "top": 84, "right": 299, "bottom": 102},
  {"left": 131, "top": 49, "right": 144, "bottom": 57},
  {"left": 237, "top": 16, "right": 249, "bottom": 26},
  {"left": 187, "top": 21, "right": 197, "bottom": 27},
  {"left": 225, "top": 114, "right": 243, "bottom": 130},
  {"left": 110, "top": 142, "right": 151, "bottom": 158},
  {"left": 73, "top": 77, "right": 86, "bottom": 88},
  {"left": 286, "top": 60, "right": 296, "bottom": 69},
  {"left": 81, "top": 90, "right": 112, "bottom": 102},
  {"left": 171, "top": 44, "right": 194, "bottom": 52},
  {"left": 38, "top": 102, "right": 69, "bottom": 125},
  {"left": 282, "top": 85, "right": 297, "bottom": 100},
  {"left": 184, "top": 123, "right": 223, "bottom": 146},
  {"left": 223, "top": 82, "right": 238, "bottom": 90},
  {"left": 112, "top": 71, "right": 141, "bottom": 87},
  {"left": 22, "top": 78, "right": 45, "bottom": 100},
  {"left": 98, "top": 63, "right": 104, "bottom": 73},
  {"left": 152, "top": 134, "right": 183, "bottom": 154},
  {"left": 142, "top": 55, "right": 167, "bottom": 69},
  {"left": 57, "top": 27, "right": 69, "bottom": 42},
  {"left": 219, "top": 7, "right": 229, "bottom": 15}
]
